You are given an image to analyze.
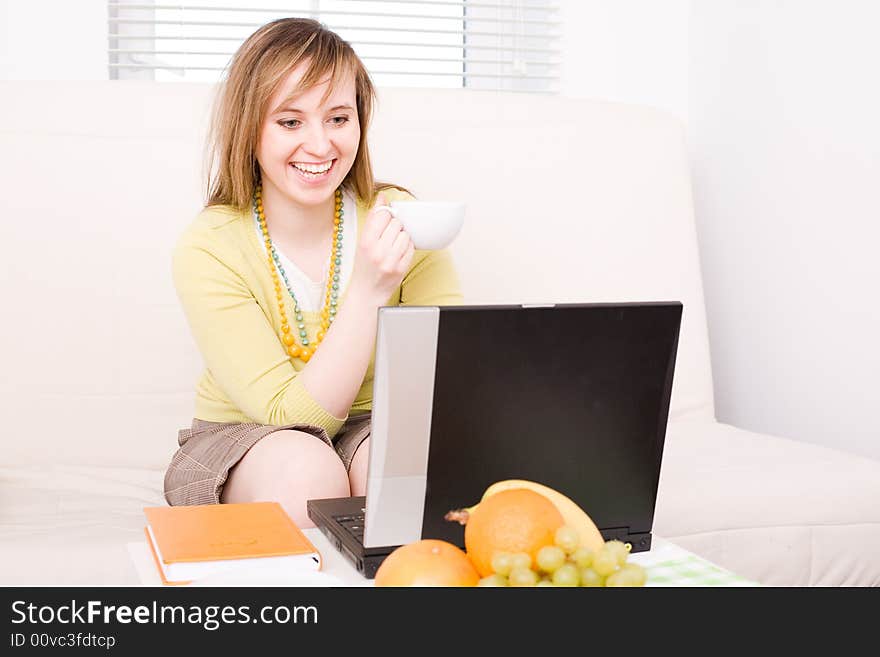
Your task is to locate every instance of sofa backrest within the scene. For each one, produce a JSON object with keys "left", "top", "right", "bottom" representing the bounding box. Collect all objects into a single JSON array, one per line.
[{"left": 0, "top": 81, "right": 715, "bottom": 469}]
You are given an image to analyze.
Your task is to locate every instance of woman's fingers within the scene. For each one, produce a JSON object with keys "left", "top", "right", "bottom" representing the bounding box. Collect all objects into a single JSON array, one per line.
[
  {"left": 377, "top": 216, "right": 405, "bottom": 253},
  {"left": 364, "top": 192, "right": 391, "bottom": 243},
  {"left": 385, "top": 230, "right": 411, "bottom": 269}
]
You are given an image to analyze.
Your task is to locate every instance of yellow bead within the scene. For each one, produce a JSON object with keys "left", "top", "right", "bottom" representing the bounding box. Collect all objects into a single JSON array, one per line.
[
  {"left": 317, "top": 330, "right": 325, "bottom": 342},
  {"left": 281, "top": 323, "right": 290, "bottom": 333},
  {"left": 283, "top": 333, "right": 295, "bottom": 346},
  {"left": 286, "top": 344, "right": 300, "bottom": 358},
  {"left": 321, "top": 310, "right": 329, "bottom": 320},
  {"left": 321, "top": 321, "right": 330, "bottom": 331},
  {"left": 299, "top": 349, "right": 312, "bottom": 362}
]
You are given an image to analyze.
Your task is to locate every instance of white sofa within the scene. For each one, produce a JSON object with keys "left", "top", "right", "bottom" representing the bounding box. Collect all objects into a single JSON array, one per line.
[{"left": 1, "top": 81, "right": 878, "bottom": 587}]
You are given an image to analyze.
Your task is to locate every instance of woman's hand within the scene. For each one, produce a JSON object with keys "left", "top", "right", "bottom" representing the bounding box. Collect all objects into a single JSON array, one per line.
[{"left": 349, "top": 192, "right": 415, "bottom": 305}]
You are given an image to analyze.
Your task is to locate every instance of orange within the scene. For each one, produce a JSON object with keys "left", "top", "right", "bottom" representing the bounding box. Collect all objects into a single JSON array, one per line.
[
  {"left": 464, "top": 488, "right": 565, "bottom": 576},
  {"left": 374, "top": 539, "right": 480, "bottom": 587}
]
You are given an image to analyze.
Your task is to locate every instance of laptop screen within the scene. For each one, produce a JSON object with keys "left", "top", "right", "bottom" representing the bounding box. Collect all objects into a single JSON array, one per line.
[{"left": 418, "top": 302, "right": 682, "bottom": 548}]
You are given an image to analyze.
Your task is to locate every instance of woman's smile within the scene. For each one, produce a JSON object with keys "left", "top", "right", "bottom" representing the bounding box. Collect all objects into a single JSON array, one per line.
[{"left": 289, "top": 158, "right": 337, "bottom": 185}]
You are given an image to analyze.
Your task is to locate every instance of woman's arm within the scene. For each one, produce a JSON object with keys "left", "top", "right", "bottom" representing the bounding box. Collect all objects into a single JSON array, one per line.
[{"left": 298, "top": 191, "right": 415, "bottom": 419}]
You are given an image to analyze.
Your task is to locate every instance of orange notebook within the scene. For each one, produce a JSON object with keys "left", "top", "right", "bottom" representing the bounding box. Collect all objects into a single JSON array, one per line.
[{"left": 143, "top": 502, "right": 322, "bottom": 586}]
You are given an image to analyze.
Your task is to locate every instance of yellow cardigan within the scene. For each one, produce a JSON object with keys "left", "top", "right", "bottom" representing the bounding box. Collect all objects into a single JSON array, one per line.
[{"left": 172, "top": 187, "right": 463, "bottom": 437}]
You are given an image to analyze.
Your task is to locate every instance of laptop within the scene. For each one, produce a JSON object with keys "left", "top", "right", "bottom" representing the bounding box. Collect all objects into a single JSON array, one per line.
[{"left": 307, "top": 301, "right": 683, "bottom": 579}]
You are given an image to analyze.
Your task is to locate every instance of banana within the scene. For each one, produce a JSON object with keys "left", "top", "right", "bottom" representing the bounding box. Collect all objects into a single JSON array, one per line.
[{"left": 444, "top": 479, "right": 605, "bottom": 552}]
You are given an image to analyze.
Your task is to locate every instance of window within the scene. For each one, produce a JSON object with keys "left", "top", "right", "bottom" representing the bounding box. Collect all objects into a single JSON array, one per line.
[{"left": 107, "top": 0, "right": 560, "bottom": 92}]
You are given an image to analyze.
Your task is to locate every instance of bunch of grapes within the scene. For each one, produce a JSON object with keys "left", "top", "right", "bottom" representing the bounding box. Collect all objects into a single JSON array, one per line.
[{"left": 477, "top": 526, "right": 647, "bottom": 587}]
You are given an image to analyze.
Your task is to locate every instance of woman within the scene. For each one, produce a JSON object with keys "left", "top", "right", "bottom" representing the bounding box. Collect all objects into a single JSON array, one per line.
[{"left": 164, "top": 18, "right": 463, "bottom": 528}]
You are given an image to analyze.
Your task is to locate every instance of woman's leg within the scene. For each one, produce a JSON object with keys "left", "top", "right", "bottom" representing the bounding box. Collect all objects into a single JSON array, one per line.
[
  {"left": 220, "top": 429, "right": 350, "bottom": 529},
  {"left": 348, "top": 437, "right": 370, "bottom": 497}
]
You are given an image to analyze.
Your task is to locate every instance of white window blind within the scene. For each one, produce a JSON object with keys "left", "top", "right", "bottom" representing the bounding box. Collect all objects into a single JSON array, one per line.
[{"left": 107, "top": 0, "right": 560, "bottom": 92}]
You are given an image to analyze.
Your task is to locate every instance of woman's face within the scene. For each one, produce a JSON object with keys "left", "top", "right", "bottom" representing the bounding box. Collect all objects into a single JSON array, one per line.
[{"left": 257, "top": 61, "right": 360, "bottom": 209}]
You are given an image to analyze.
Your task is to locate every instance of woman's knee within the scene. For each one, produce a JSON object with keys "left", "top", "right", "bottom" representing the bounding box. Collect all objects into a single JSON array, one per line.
[{"left": 221, "top": 429, "right": 350, "bottom": 524}]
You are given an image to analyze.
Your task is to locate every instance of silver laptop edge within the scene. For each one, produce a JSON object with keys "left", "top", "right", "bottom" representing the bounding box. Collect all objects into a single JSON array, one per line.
[{"left": 363, "top": 306, "right": 440, "bottom": 548}]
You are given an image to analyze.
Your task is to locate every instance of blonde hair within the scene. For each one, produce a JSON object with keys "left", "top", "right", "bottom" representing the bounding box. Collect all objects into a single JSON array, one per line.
[{"left": 205, "top": 18, "right": 404, "bottom": 211}]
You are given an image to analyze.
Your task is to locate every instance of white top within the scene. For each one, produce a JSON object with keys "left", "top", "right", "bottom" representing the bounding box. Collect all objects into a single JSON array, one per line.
[{"left": 252, "top": 189, "right": 358, "bottom": 312}]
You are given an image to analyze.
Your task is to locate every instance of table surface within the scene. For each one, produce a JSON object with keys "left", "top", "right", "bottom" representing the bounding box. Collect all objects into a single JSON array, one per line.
[{"left": 127, "top": 529, "right": 758, "bottom": 587}]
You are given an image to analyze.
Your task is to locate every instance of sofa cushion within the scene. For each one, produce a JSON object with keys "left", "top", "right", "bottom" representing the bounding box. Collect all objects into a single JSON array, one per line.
[
  {"left": 654, "top": 419, "right": 880, "bottom": 586},
  {"left": 0, "top": 465, "right": 164, "bottom": 585}
]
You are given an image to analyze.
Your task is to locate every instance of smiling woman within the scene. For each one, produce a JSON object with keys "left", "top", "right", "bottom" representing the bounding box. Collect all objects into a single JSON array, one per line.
[{"left": 164, "top": 18, "right": 464, "bottom": 528}]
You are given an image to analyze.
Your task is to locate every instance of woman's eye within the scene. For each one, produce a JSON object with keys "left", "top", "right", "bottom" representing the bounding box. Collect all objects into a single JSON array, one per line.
[
  {"left": 279, "top": 119, "right": 301, "bottom": 129},
  {"left": 330, "top": 116, "right": 350, "bottom": 125}
]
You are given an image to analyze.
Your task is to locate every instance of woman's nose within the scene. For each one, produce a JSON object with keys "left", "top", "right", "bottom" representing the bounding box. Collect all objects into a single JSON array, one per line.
[{"left": 302, "top": 122, "right": 332, "bottom": 156}]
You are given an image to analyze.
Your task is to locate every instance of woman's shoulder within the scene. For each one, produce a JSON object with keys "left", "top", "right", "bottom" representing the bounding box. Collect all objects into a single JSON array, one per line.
[{"left": 175, "top": 204, "right": 248, "bottom": 249}]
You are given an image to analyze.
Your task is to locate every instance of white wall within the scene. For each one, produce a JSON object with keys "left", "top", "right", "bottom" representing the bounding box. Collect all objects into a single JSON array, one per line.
[
  {"left": 0, "top": 0, "right": 107, "bottom": 80},
  {"left": 559, "top": 0, "right": 690, "bottom": 124},
  {"left": 689, "top": 0, "right": 880, "bottom": 460}
]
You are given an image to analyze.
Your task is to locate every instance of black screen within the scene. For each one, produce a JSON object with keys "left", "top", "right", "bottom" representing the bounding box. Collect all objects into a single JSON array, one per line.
[{"left": 419, "top": 302, "right": 682, "bottom": 548}]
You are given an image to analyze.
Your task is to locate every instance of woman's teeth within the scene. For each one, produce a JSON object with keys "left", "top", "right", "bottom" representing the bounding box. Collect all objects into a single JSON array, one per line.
[{"left": 291, "top": 160, "right": 334, "bottom": 179}]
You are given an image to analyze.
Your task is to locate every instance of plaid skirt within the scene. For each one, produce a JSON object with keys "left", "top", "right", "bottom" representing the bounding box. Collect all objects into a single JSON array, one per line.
[{"left": 163, "top": 413, "right": 371, "bottom": 507}]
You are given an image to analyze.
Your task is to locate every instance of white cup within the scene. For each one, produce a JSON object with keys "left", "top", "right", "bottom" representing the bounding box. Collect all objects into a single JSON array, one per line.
[{"left": 374, "top": 201, "right": 466, "bottom": 250}]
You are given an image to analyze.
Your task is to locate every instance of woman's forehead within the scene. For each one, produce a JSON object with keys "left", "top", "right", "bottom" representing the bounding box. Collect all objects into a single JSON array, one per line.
[{"left": 270, "top": 62, "right": 356, "bottom": 112}]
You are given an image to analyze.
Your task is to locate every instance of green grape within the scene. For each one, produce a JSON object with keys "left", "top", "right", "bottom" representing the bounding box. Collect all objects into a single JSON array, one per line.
[
  {"left": 604, "top": 540, "right": 630, "bottom": 566},
  {"left": 554, "top": 525, "right": 581, "bottom": 553},
  {"left": 510, "top": 552, "right": 532, "bottom": 571},
  {"left": 579, "top": 567, "right": 604, "bottom": 587},
  {"left": 491, "top": 552, "right": 514, "bottom": 576},
  {"left": 508, "top": 567, "right": 539, "bottom": 587},
  {"left": 619, "top": 563, "right": 647, "bottom": 587},
  {"left": 536, "top": 545, "right": 567, "bottom": 573},
  {"left": 477, "top": 574, "right": 508, "bottom": 587},
  {"left": 536, "top": 579, "right": 555, "bottom": 587},
  {"left": 592, "top": 549, "right": 619, "bottom": 577},
  {"left": 571, "top": 546, "right": 594, "bottom": 569},
  {"left": 551, "top": 563, "right": 580, "bottom": 587},
  {"left": 606, "top": 570, "right": 643, "bottom": 587}
]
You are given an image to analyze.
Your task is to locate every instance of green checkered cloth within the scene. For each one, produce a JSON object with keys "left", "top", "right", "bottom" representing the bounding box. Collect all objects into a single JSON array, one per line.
[{"left": 645, "top": 555, "right": 759, "bottom": 587}]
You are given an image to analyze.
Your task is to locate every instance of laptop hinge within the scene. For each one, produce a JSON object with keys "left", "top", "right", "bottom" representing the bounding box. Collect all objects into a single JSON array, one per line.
[{"left": 600, "top": 527, "right": 652, "bottom": 553}]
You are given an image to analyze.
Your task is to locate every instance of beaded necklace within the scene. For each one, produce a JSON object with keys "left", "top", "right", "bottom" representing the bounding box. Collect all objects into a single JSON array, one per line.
[{"left": 254, "top": 183, "right": 344, "bottom": 363}]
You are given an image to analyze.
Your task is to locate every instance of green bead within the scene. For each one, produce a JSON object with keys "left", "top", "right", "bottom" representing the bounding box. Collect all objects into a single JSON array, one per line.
[{"left": 296, "top": 314, "right": 303, "bottom": 321}]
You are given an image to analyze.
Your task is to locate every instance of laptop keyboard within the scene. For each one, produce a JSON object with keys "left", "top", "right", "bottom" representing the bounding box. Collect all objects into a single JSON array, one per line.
[{"left": 334, "top": 512, "right": 366, "bottom": 542}]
